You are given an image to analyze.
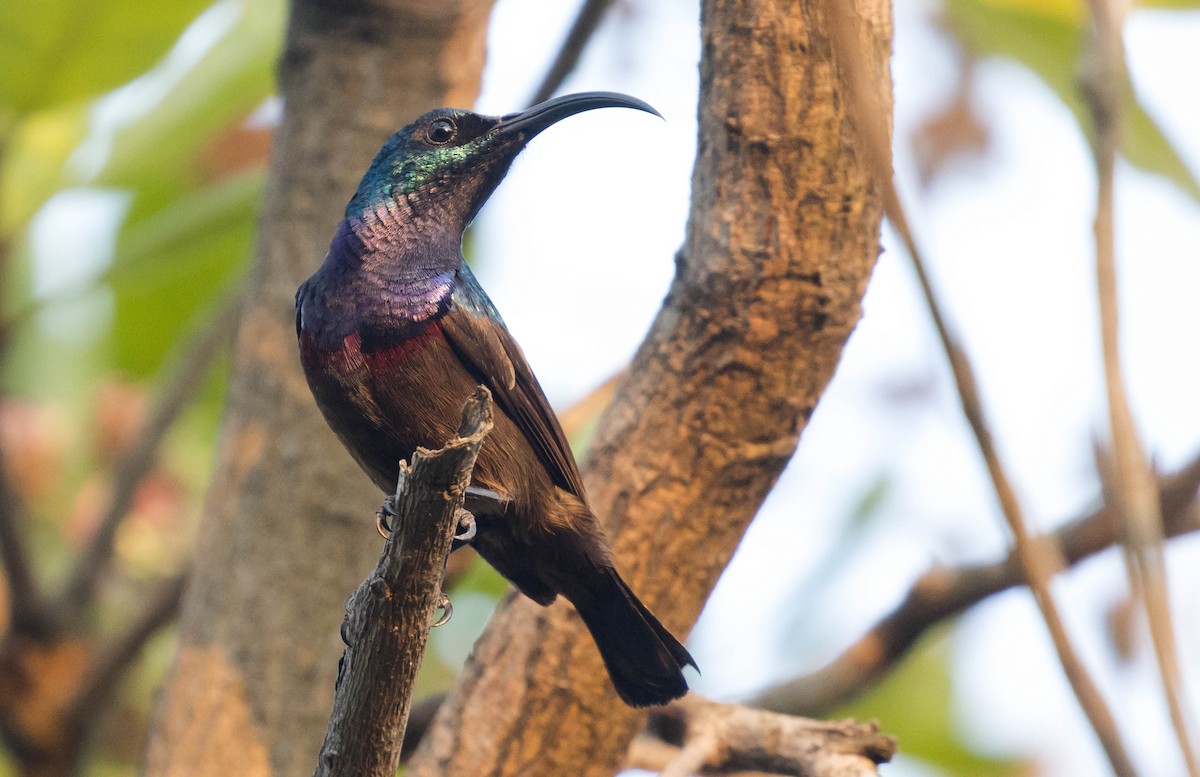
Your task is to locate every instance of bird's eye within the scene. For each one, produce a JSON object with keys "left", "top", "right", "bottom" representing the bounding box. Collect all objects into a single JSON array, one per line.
[{"left": 426, "top": 119, "right": 457, "bottom": 145}]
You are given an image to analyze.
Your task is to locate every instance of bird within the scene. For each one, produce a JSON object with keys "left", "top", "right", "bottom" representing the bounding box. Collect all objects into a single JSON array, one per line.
[{"left": 295, "top": 92, "right": 695, "bottom": 707}]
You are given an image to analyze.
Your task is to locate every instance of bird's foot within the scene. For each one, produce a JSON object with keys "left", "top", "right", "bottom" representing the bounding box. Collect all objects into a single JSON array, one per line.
[
  {"left": 376, "top": 474, "right": 501, "bottom": 541},
  {"left": 376, "top": 468, "right": 411, "bottom": 539},
  {"left": 433, "top": 592, "right": 453, "bottom": 627},
  {"left": 375, "top": 495, "right": 398, "bottom": 540},
  {"left": 453, "top": 508, "right": 477, "bottom": 542}
]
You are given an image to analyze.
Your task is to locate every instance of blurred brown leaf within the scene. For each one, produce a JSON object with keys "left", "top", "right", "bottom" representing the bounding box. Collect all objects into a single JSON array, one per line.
[
  {"left": 0, "top": 400, "right": 68, "bottom": 501},
  {"left": 201, "top": 118, "right": 273, "bottom": 181},
  {"left": 64, "top": 476, "right": 108, "bottom": 548},
  {"left": 0, "top": 637, "right": 89, "bottom": 750},
  {"left": 93, "top": 379, "right": 149, "bottom": 463},
  {"left": 910, "top": 57, "right": 989, "bottom": 187},
  {"left": 64, "top": 471, "right": 185, "bottom": 571}
]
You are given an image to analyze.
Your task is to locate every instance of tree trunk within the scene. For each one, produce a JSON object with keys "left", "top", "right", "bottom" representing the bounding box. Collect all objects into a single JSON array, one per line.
[
  {"left": 408, "top": 1, "right": 892, "bottom": 775},
  {"left": 142, "top": 2, "right": 495, "bottom": 775}
]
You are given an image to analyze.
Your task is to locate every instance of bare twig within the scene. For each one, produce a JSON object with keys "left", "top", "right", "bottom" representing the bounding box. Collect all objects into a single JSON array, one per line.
[
  {"left": 1083, "top": 1, "right": 1199, "bottom": 772},
  {"left": 70, "top": 571, "right": 188, "bottom": 723},
  {"left": 63, "top": 297, "right": 240, "bottom": 613},
  {"left": 753, "top": 454, "right": 1200, "bottom": 716},
  {"left": 527, "top": 0, "right": 614, "bottom": 107},
  {"left": 0, "top": 446, "right": 50, "bottom": 635},
  {"left": 0, "top": 125, "right": 49, "bottom": 637},
  {"left": 314, "top": 387, "right": 493, "bottom": 777},
  {"left": 824, "top": 2, "right": 1138, "bottom": 774},
  {"left": 629, "top": 695, "right": 895, "bottom": 777}
]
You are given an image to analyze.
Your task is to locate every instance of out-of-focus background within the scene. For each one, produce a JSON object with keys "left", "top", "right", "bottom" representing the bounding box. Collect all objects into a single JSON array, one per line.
[{"left": 1, "top": 0, "right": 1198, "bottom": 774}]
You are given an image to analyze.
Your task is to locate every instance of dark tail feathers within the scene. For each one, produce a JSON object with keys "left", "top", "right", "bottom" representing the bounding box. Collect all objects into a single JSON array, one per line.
[{"left": 572, "top": 566, "right": 697, "bottom": 707}]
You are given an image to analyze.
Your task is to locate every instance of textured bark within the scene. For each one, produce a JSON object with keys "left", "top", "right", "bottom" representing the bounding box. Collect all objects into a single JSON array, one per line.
[
  {"left": 142, "top": 2, "right": 495, "bottom": 775},
  {"left": 409, "top": 1, "right": 891, "bottom": 776}
]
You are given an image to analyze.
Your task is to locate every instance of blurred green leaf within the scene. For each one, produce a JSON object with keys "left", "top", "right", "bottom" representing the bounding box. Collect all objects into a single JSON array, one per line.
[
  {"left": 944, "top": 0, "right": 1200, "bottom": 202},
  {"left": 107, "top": 169, "right": 261, "bottom": 376},
  {"left": 0, "top": 105, "right": 90, "bottom": 232},
  {"left": 96, "top": 0, "right": 282, "bottom": 209},
  {"left": 452, "top": 554, "right": 510, "bottom": 599},
  {"left": 836, "top": 628, "right": 1025, "bottom": 776},
  {"left": 86, "top": 0, "right": 281, "bottom": 378},
  {"left": 0, "top": 0, "right": 212, "bottom": 113}
]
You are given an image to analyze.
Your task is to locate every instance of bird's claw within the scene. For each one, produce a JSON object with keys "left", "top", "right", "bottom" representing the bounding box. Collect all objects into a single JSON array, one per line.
[
  {"left": 454, "top": 509, "right": 477, "bottom": 542},
  {"left": 375, "top": 495, "right": 398, "bottom": 540},
  {"left": 433, "top": 592, "right": 453, "bottom": 627}
]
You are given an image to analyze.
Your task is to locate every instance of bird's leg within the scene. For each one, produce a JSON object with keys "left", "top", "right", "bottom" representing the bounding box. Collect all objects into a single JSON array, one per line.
[
  {"left": 344, "top": 470, "right": 488, "bottom": 629},
  {"left": 377, "top": 474, "right": 506, "bottom": 541},
  {"left": 455, "top": 485, "right": 511, "bottom": 542},
  {"left": 362, "top": 449, "right": 499, "bottom": 628},
  {"left": 463, "top": 485, "right": 510, "bottom": 515}
]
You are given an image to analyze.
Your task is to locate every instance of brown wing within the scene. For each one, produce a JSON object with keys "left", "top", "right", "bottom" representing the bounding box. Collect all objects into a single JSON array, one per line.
[{"left": 439, "top": 305, "right": 587, "bottom": 498}]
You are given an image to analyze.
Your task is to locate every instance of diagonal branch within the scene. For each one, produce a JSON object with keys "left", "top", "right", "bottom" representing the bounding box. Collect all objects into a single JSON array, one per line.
[
  {"left": 0, "top": 127, "right": 51, "bottom": 638},
  {"left": 69, "top": 571, "right": 189, "bottom": 724},
  {"left": 752, "top": 453, "right": 1200, "bottom": 716},
  {"left": 527, "top": 0, "right": 614, "bottom": 107},
  {"left": 1082, "top": 1, "right": 1199, "bottom": 773},
  {"left": 824, "top": 2, "right": 1138, "bottom": 774},
  {"left": 63, "top": 296, "right": 240, "bottom": 613},
  {"left": 0, "top": 445, "right": 50, "bottom": 635}
]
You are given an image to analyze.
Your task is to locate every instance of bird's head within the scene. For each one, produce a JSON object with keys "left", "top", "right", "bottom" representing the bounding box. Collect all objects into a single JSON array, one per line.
[{"left": 347, "top": 92, "right": 661, "bottom": 232}]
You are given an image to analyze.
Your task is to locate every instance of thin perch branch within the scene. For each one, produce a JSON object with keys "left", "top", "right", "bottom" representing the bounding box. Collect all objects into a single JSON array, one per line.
[
  {"left": 1083, "top": 0, "right": 1199, "bottom": 770},
  {"left": 0, "top": 129, "right": 42, "bottom": 634},
  {"left": 824, "top": 2, "right": 1138, "bottom": 774},
  {"left": 752, "top": 453, "right": 1200, "bottom": 716},
  {"left": 0, "top": 444, "right": 50, "bottom": 635},
  {"left": 70, "top": 571, "right": 189, "bottom": 723},
  {"left": 314, "top": 387, "right": 493, "bottom": 777},
  {"left": 64, "top": 297, "right": 239, "bottom": 613},
  {"left": 527, "top": 0, "right": 613, "bottom": 107}
]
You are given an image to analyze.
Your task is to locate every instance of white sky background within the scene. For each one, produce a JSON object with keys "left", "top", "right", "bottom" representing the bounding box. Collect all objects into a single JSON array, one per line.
[{"left": 471, "top": 1, "right": 1200, "bottom": 775}]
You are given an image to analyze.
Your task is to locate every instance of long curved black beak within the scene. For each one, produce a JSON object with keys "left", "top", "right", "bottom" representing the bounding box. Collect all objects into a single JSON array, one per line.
[{"left": 495, "top": 92, "right": 661, "bottom": 140}]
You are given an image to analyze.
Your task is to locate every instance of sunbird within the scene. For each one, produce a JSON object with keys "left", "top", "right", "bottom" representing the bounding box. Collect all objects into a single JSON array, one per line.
[{"left": 296, "top": 93, "right": 694, "bottom": 706}]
